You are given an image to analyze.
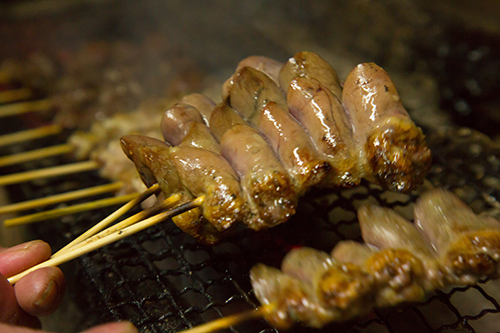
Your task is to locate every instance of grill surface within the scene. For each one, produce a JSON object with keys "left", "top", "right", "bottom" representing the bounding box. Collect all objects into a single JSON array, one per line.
[
  {"left": 2, "top": 1, "right": 500, "bottom": 332},
  {"left": 3, "top": 114, "right": 500, "bottom": 333}
]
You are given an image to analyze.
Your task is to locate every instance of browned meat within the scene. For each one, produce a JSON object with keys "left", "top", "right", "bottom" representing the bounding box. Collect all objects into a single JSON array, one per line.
[
  {"left": 160, "top": 94, "right": 220, "bottom": 153},
  {"left": 250, "top": 189, "right": 500, "bottom": 330},
  {"left": 120, "top": 135, "right": 243, "bottom": 244},
  {"left": 208, "top": 103, "right": 247, "bottom": 142},
  {"left": 414, "top": 188, "right": 500, "bottom": 283},
  {"left": 342, "top": 63, "right": 432, "bottom": 192},
  {"left": 223, "top": 66, "right": 287, "bottom": 120},
  {"left": 223, "top": 64, "right": 330, "bottom": 193},
  {"left": 179, "top": 93, "right": 216, "bottom": 126},
  {"left": 234, "top": 55, "right": 283, "bottom": 83},
  {"left": 222, "top": 57, "right": 284, "bottom": 103},
  {"left": 251, "top": 247, "right": 374, "bottom": 329},
  {"left": 219, "top": 124, "right": 297, "bottom": 230},
  {"left": 286, "top": 77, "right": 360, "bottom": 187},
  {"left": 254, "top": 101, "right": 331, "bottom": 193},
  {"left": 160, "top": 102, "right": 205, "bottom": 146},
  {"left": 178, "top": 122, "right": 220, "bottom": 153},
  {"left": 279, "top": 51, "right": 342, "bottom": 100},
  {"left": 169, "top": 146, "right": 248, "bottom": 233},
  {"left": 249, "top": 264, "right": 311, "bottom": 329},
  {"left": 358, "top": 205, "right": 442, "bottom": 289},
  {"left": 120, "top": 135, "right": 185, "bottom": 196}
]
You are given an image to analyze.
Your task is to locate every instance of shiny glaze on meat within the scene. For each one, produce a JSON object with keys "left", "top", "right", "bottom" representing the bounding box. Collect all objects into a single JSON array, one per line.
[
  {"left": 279, "top": 51, "right": 342, "bottom": 100},
  {"left": 287, "top": 77, "right": 360, "bottom": 187},
  {"left": 342, "top": 63, "right": 432, "bottom": 192},
  {"left": 220, "top": 124, "right": 297, "bottom": 230}
]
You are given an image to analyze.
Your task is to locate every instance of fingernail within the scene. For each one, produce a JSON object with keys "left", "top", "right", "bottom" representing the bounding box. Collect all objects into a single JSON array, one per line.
[{"left": 34, "top": 279, "right": 58, "bottom": 310}]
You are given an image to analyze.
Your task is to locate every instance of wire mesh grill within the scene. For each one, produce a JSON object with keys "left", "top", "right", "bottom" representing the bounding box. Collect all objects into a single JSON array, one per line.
[{"left": 3, "top": 110, "right": 500, "bottom": 333}]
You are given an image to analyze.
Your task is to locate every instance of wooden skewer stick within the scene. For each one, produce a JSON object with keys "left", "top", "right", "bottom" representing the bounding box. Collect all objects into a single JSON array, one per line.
[
  {"left": 0, "top": 88, "right": 31, "bottom": 104},
  {"left": 0, "top": 124, "right": 62, "bottom": 147},
  {"left": 0, "top": 143, "right": 74, "bottom": 168},
  {"left": 7, "top": 196, "right": 205, "bottom": 284},
  {"left": 0, "top": 181, "right": 123, "bottom": 215},
  {"left": 178, "top": 304, "right": 275, "bottom": 333},
  {"left": 54, "top": 193, "right": 181, "bottom": 258},
  {"left": 0, "top": 160, "right": 99, "bottom": 187},
  {"left": 52, "top": 184, "right": 162, "bottom": 257},
  {"left": 0, "top": 99, "right": 53, "bottom": 118},
  {"left": 3, "top": 193, "right": 139, "bottom": 227}
]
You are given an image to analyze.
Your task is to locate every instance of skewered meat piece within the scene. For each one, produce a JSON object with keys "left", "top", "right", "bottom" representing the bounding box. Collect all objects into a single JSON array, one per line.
[
  {"left": 219, "top": 123, "right": 297, "bottom": 230},
  {"left": 178, "top": 93, "right": 216, "bottom": 126},
  {"left": 224, "top": 65, "right": 331, "bottom": 193},
  {"left": 233, "top": 55, "right": 283, "bottom": 84},
  {"left": 358, "top": 205, "right": 444, "bottom": 290},
  {"left": 333, "top": 240, "right": 429, "bottom": 307},
  {"left": 250, "top": 189, "right": 500, "bottom": 330},
  {"left": 160, "top": 102, "right": 205, "bottom": 146},
  {"left": 286, "top": 76, "right": 360, "bottom": 187},
  {"left": 342, "top": 63, "right": 432, "bottom": 192},
  {"left": 120, "top": 135, "right": 246, "bottom": 244},
  {"left": 160, "top": 96, "right": 220, "bottom": 153},
  {"left": 251, "top": 248, "right": 374, "bottom": 329},
  {"left": 279, "top": 51, "right": 343, "bottom": 100},
  {"left": 169, "top": 146, "right": 248, "bottom": 233},
  {"left": 253, "top": 102, "right": 331, "bottom": 193},
  {"left": 414, "top": 188, "right": 500, "bottom": 284},
  {"left": 222, "top": 57, "right": 284, "bottom": 101},
  {"left": 223, "top": 66, "right": 287, "bottom": 119},
  {"left": 208, "top": 103, "right": 247, "bottom": 142}
]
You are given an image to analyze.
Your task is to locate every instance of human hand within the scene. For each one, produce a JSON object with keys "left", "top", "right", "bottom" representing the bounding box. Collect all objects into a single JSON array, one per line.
[{"left": 0, "top": 240, "right": 137, "bottom": 333}]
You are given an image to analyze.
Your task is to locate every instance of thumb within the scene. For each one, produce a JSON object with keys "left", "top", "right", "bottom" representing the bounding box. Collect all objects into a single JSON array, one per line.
[{"left": 81, "top": 322, "right": 138, "bottom": 333}]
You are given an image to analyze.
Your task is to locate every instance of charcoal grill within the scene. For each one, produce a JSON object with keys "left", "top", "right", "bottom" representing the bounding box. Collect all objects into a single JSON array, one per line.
[
  {"left": 3, "top": 108, "right": 500, "bottom": 333},
  {"left": 2, "top": 1, "right": 500, "bottom": 332}
]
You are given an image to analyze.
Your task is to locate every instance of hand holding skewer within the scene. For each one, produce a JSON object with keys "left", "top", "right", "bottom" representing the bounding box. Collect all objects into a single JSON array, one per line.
[{"left": 0, "top": 241, "right": 138, "bottom": 333}]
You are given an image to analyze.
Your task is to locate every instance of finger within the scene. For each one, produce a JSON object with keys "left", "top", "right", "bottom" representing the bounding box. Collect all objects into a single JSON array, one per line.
[
  {"left": 0, "top": 274, "right": 41, "bottom": 329},
  {"left": 15, "top": 267, "right": 66, "bottom": 317},
  {"left": 81, "top": 322, "right": 138, "bottom": 333},
  {"left": 0, "top": 322, "right": 48, "bottom": 333},
  {"left": 0, "top": 241, "right": 51, "bottom": 277}
]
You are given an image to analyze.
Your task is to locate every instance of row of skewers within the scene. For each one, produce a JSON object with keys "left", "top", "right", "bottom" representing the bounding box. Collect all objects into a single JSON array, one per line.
[
  {"left": 121, "top": 51, "right": 431, "bottom": 244},
  {"left": 181, "top": 188, "right": 500, "bottom": 332}
]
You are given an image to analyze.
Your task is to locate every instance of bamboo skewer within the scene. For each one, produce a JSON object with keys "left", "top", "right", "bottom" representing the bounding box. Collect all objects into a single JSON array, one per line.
[
  {"left": 178, "top": 304, "right": 274, "bottom": 333},
  {"left": 0, "top": 124, "right": 62, "bottom": 147},
  {"left": 0, "top": 181, "right": 123, "bottom": 215},
  {"left": 7, "top": 196, "right": 205, "bottom": 284},
  {"left": 52, "top": 184, "right": 162, "bottom": 257},
  {"left": 0, "top": 88, "right": 32, "bottom": 104},
  {"left": 0, "top": 143, "right": 74, "bottom": 168},
  {"left": 0, "top": 99, "right": 53, "bottom": 117},
  {"left": 3, "top": 193, "right": 138, "bottom": 227},
  {"left": 0, "top": 160, "right": 99, "bottom": 187},
  {"left": 54, "top": 193, "right": 181, "bottom": 258}
]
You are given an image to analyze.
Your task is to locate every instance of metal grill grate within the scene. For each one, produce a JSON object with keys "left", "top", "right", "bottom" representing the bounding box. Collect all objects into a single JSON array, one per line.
[{"left": 3, "top": 119, "right": 500, "bottom": 333}]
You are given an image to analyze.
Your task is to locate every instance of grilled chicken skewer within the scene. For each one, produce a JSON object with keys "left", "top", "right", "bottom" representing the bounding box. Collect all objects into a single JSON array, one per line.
[
  {"left": 244, "top": 189, "right": 500, "bottom": 331},
  {"left": 122, "top": 51, "right": 431, "bottom": 245}
]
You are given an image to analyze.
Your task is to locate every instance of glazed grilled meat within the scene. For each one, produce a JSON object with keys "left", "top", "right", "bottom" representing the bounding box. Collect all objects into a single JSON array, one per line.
[
  {"left": 279, "top": 51, "right": 343, "bottom": 101},
  {"left": 342, "top": 63, "right": 432, "bottom": 192},
  {"left": 414, "top": 188, "right": 500, "bottom": 284},
  {"left": 286, "top": 76, "right": 360, "bottom": 187},
  {"left": 122, "top": 51, "right": 432, "bottom": 243},
  {"left": 251, "top": 189, "right": 500, "bottom": 329},
  {"left": 219, "top": 124, "right": 297, "bottom": 230}
]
